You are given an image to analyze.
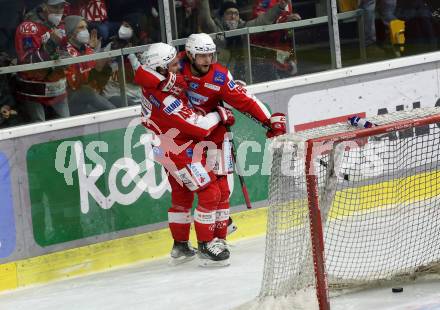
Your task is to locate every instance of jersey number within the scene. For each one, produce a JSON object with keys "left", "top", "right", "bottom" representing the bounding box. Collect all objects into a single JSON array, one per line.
[{"left": 178, "top": 106, "right": 193, "bottom": 119}]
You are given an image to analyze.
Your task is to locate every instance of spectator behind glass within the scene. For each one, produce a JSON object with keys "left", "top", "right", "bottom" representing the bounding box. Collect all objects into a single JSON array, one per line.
[
  {"left": 359, "top": 0, "right": 396, "bottom": 57},
  {"left": 99, "top": 13, "right": 151, "bottom": 107},
  {"left": 251, "top": 0, "right": 300, "bottom": 79},
  {"left": 395, "top": 0, "right": 437, "bottom": 54},
  {"left": 253, "top": 0, "right": 301, "bottom": 23},
  {"left": 106, "top": 0, "right": 160, "bottom": 42},
  {"left": 64, "top": 15, "right": 116, "bottom": 115},
  {"left": 14, "top": 0, "right": 70, "bottom": 123},
  {"left": 175, "top": 0, "right": 199, "bottom": 38},
  {"left": 0, "top": 53, "right": 20, "bottom": 128},
  {"left": 198, "top": 0, "right": 291, "bottom": 81}
]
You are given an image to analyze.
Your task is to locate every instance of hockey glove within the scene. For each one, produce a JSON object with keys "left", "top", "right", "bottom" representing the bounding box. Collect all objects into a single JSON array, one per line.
[
  {"left": 158, "top": 72, "right": 187, "bottom": 97},
  {"left": 266, "top": 113, "right": 286, "bottom": 138},
  {"left": 217, "top": 106, "right": 235, "bottom": 126}
]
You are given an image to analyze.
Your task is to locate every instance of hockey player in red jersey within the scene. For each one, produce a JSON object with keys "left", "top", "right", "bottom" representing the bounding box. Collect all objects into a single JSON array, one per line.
[
  {"left": 128, "top": 33, "right": 287, "bottom": 244},
  {"left": 181, "top": 33, "right": 287, "bottom": 241},
  {"left": 129, "top": 43, "right": 235, "bottom": 266}
]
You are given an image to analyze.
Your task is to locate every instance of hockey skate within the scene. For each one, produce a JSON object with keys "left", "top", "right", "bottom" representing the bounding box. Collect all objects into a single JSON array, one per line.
[
  {"left": 215, "top": 238, "right": 231, "bottom": 251},
  {"left": 198, "top": 238, "right": 230, "bottom": 267},
  {"left": 227, "top": 217, "right": 237, "bottom": 236},
  {"left": 169, "top": 241, "right": 197, "bottom": 265}
]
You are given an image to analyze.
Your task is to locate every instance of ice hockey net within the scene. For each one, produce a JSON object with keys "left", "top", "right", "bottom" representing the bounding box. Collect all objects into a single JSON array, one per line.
[{"left": 256, "top": 107, "right": 440, "bottom": 309}]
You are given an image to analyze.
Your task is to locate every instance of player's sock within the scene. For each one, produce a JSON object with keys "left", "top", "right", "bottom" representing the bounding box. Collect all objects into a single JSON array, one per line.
[{"left": 214, "top": 208, "right": 229, "bottom": 239}]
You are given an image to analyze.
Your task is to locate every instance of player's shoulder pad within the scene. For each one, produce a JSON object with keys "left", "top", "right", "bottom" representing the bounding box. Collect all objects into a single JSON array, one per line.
[
  {"left": 141, "top": 65, "right": 166, "bottom": 82},
  {"left": 145, "top": 93, "right": 161, "bottom": 108}
]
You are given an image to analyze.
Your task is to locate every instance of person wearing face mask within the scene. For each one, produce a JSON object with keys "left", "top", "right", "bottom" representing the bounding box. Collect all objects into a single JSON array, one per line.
[
  {"left": 64, "top": 15, "right": 116, "bottom": 115},
  {"left": 97, "top": 13, "right": 151, "bottom": 108},
  {"left": 198, "top": 0, "right": 290, "bottom": 81},
  {"left": 105, "top": 13, "right": 151, "bottom": 50},
  {"left": 118, "top": 23, "right": 134, "bottom": 41},
  {"left": 14, "top": 0, "right": 70, "bottom": 122}
]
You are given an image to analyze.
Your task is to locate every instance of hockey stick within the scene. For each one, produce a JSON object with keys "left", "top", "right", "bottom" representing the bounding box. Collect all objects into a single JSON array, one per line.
[
  {"left": 240, "top": 110, "right": 271, "bottom": 130},
  {"left": 220, "top": 102, "right": 253, "bottom": 209}
]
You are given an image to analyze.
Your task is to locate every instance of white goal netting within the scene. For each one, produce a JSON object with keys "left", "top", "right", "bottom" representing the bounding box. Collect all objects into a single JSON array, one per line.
[{"left": 257, "top": 107, "right": 440, "bottom": 308}]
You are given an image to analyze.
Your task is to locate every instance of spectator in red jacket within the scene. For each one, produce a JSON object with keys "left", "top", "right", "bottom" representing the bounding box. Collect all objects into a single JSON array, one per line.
[
  {"left": 14, "top": 0, "right": 70, "bottom": 122},
  {"left": 63, "top": 15, "right": 116, "bottom": 115},
  {"left": 252, "top": 0, "right": 301, "bottom": 23}
]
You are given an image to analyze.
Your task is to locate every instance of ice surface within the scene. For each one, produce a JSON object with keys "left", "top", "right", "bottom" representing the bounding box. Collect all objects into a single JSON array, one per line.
[{"left": 0, "top": 236, "right": 438, "bottom": 310}]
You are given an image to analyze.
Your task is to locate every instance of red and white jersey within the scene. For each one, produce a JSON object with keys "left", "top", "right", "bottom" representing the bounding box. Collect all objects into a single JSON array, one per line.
[
  {"left": 15, "top": 11, "right": 67, "bottom": 105},
  {"left": 131, "top": 55, "right": 271, "bottom": 125},
  {"left": 134, "top": 66, "right": 221, "bottom": 145},
  {"left": 65, "top": 43, "right": 96, "bottom": 90},
  {"left": 180, "top": 59, "right": 271, "bottom": 124}
]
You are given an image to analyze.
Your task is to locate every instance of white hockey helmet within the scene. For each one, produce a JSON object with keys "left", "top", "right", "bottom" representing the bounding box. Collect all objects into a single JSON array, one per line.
[
  {"left": 140, "top": 42, "right": 177, "bottom": 70},
  {"left": 185, "top": 33, "right": 216, "bottom": 59}
]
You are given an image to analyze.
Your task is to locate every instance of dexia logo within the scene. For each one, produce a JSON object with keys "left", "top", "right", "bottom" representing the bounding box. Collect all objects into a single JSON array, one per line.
[{"left": 54, "top": 118, "right": 170, "bottom": 214}]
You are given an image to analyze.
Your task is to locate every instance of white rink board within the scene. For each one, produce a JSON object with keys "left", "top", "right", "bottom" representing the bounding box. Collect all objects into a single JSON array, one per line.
[{"left": 287, "top": 68, "right": 439, "bottom": 128}]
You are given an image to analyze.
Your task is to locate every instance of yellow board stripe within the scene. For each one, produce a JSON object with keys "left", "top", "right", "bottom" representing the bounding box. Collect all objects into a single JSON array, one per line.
[
  {"left": 0, "top": 263, "right": 17, "bottom": 292},
  {"left": 272, "top": 169, "right": 440, "bottom": 229},
  {"left": 330, "top": 169, "right": 440, "bottom": 219},
  {"left": 0, "top": 207, "right": 268, "bottom": 293}
]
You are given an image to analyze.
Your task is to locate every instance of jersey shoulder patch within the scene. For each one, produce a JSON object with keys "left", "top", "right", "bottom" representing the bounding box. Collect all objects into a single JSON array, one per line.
[{"left": 213, "top": 71, "right": 226, "bottom": 85}]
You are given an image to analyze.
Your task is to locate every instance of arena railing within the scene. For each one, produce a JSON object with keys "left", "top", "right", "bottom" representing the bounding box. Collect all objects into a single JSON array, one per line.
[{"left": 171, "top": 9, "right": 365, "bottom": 83}]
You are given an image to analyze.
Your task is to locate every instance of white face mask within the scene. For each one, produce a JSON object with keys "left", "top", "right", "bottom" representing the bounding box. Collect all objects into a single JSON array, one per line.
[
  {"left": 76, "top": 29, "right": 90, "bottom": 44},
  {"left": 48, "top": 13, "right": 63, "bottom": 26},
  {"left": 118, "top": 25, "right": 133, "bottom": 40}
]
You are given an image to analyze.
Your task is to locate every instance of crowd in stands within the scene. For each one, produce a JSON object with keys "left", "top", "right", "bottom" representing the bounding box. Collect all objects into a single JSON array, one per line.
[{"left": 0, "top": 0, "right": 439, "bottom": 129}]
